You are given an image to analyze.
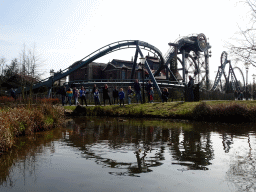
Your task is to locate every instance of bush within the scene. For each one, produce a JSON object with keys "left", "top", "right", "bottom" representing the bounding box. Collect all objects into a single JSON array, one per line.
[
  {"left": 39, "top": 98, "right": 60, "bottom": 105},
  {"left": 0, "top": 104, "right": 65, "bottom": 153},
  {"left": 0, "top": 96, "right": 14, "bottom": 103},
  {"left": 192, "top": 102, "right": 212, "bottom": 121},
  {"left": 192, "top": 102, "right": 252, "bottom": 123}
]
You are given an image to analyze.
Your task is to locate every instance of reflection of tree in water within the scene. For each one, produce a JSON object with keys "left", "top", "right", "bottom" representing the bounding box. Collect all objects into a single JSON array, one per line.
[
  {"left": 222, "top": 132, "right": 233, "bottom": 153},
  {"left": 66, "top": 119, "right": 166, "bottom": 176},
  {"left": 226, "top": 133, "right": 256, "bottom": 192},
  {"left": 170, "top": 128, "right": 214, "bottom": 170},
  {"left": 0, "top": 128, "right": 63, "bottom": 188}
]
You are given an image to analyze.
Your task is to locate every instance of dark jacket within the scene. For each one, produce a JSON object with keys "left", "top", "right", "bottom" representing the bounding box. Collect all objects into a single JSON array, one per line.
[
  {"left": 113, "top": 89, "right": 118, "bottom": 98},
  {"left": 134, "top": 82, "right": 141, "bottom": 93},
  {"left": 162, "top": 91, "right": 169, "bottom": 100},
  {"left": 103, "top": 87, "right": 110, "bottom": 99}
]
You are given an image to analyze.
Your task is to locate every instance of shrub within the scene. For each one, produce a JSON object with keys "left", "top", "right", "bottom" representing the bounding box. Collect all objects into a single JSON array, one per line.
[
  {"left": 192, "top": 102, "right": 212, "bottom": 121},
  {"left": 0, "top": 96, "right": 14, "bottom": 104},
  {"left": 192, "top": 102, "right": 252, "bottom": 123},
  {"left": 0, "top": 103, "right": 64, "bottom": 153},
  {"left": 39, "top": 98, "right": 60, "bottom": 105}
]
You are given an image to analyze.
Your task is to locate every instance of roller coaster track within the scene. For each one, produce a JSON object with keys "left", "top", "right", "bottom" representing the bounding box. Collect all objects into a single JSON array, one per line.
[
  {"left": 16, "top": 40, "right": 164, "bottom": 94},
  {"left": 154, "top": 37, "right": 188, "bottom": 77},
  {"left": 211, "top": 54, "right": 229, "bottom": 91},
  {"left": 17, "top": 35, "right": 210, "bottom": 96},
  {"left": 211, "top": 51, "right": 245, "bottom": 92},
  {"left": 154, "top": 33, "right": 209, "bottom": 85}
]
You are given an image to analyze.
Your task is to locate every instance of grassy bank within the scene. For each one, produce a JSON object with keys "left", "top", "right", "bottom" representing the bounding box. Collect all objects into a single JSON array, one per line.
[
  {"left": 64, "top": 100, "right": 256, "bottom": 123},
  {"left": 0, "top": 104, "right": 65, "bottom": 154}
]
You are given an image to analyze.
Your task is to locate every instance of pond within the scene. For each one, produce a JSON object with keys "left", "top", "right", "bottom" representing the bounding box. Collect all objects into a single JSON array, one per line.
[{"left": 1, "top": 117, "right": 256, "bottom": 192}]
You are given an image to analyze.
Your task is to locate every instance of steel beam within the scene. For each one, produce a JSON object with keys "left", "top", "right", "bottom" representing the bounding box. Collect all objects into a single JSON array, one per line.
[
  {"left": 136, "top": 44, "right": 162, "bottom": 98},
  {"left": 182, "top": 50, "right": 186, "bottom": 85},
  {"left": 131, "top": 49, "right": 139, "bottom": 79}
]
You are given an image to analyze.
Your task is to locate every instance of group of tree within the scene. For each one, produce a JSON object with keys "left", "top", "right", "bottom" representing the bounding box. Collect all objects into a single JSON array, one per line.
[
  {"left": 0, "top": 44, "right": 43, "bottom": 98},
  {"left": 227, "top": 0, "right": 256, "bottom": 68}
]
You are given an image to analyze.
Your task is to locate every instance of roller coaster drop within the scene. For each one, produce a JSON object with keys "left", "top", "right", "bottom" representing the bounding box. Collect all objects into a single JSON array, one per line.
[{"left": 18, "top": 33, "right": 245, "bottom": 97}]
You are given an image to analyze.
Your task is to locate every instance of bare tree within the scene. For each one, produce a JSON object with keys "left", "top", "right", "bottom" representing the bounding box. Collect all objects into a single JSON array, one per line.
[
  {"left": 19, "top": 44, "right": 43, "bottom": 101},
  {"left": 0, "top": 57, "right": 6, "bottom": 95},
  {"left": 227, "top": 0, "right": 256, "bottom": 67}
]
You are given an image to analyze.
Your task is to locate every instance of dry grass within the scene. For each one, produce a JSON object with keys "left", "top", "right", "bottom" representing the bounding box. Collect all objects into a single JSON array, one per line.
[{"left": 0, "top": 104, "right": 65, "bottom": 154}]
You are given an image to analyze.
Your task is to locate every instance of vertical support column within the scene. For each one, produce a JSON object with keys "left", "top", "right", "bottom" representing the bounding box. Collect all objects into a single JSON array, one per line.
[
  {"left": 165, "top": 65, "right": 168, "bottom": 80},
  {"left": 205, "top": 50, "right": 210, "bottom": 90},
  {"left": 182, "top": 50, "right": 186, "bottom": 85},
  {"left": 131, "top": 49, "right": 139, "bottom": 79},
  {"left": 136, "top": 45, "right": 162, "bottom": 98}
]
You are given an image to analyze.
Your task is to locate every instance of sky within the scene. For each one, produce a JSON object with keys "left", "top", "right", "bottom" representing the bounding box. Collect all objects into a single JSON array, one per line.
[{"left": 0, "top": 0, "right": 254, "bottom": 84}]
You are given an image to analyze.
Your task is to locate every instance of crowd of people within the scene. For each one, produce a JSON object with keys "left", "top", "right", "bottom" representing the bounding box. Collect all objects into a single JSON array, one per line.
[{"left": 58, "top": 79, "right": 171, "bottom": 106}]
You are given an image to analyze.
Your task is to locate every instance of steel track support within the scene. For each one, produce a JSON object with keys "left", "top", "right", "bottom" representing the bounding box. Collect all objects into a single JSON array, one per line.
[
  {"left": 205, "top": 50, "right": 210, "bottom": 90},
  {"left": 182, "top": 50, "right": 186, "bottom": 85},
  {"left": 136, "top": 44, "right": 162, "bottom": 98},
  {"left": 131, "top": 49, "right": 139, "bottom": 79}
]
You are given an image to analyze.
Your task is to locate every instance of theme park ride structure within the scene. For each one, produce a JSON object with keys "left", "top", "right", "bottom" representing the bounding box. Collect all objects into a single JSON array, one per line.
[
  {"left": 211, "top": 51, "right": 245, "bottom": 92},
  {"left": 16, "top": 33, "right": 214, "bottom": 98},
  {"left": 155, "top": 33, "right": 211, "bottom": 90},
  {"left": 16, "top": 40, "right": 164, "bottom": 97}
]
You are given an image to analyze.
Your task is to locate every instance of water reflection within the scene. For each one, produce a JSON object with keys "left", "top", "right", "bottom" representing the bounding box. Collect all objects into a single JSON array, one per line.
[
  {"left": 170, "top": 128, "right": 213, "bottom": 170},
  {"left": 65, "top": 118, "right": 168, "bottom": 176},
  {"left": 0, "top": 128, "right": 63, "bottom": 188},
  {"left": 226, "top": 132, "right": 256, "bottom": 191},
  {"left": 1, "top": 117, "right": 256, "bottom": 191}
]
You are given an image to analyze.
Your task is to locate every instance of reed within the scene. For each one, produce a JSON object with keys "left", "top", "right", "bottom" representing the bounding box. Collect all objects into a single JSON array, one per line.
[{"left": 0, "top": 104, "right": 65, "bottom": 154}]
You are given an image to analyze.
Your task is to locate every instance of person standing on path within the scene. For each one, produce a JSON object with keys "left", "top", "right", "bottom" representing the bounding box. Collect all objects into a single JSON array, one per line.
[
  {"left": 79, "top": 86, "right": 87, "bottom": 106},
  {"left": 146, "top": 80, "right": 153, "bottom": 103},
  {"left": 73, "top": 87, "right": 79, "bottom": 105},
  {"left": 127, "top": 86, "right": 134, "bottom": 105},
  {"left": 92, "top": 84, "right": 97, "bottom": 103},
  {"left": 66, "top": 88, "right": 73, "bottom": 106},
  {"left": 60, "top": 86, "right": 66, "bottom": 106},
  {"left": 149, "top": 87, "right": 154, "bottom": 103},
  {"left": 94, "top": 89, "right": 100, "bottom": 105},
  {"left": 162, "top": 88, "right": 169, "bottom": 102},
  {"left": 119, "top": 88, "right": 125, "bottom": 106},
  {"left": 134, "top": 79, "right": 142, "bottom": 103},
  {"left": 103, "top": 84, "right": 111, "bottom": 106},
  {"left": 112, "top": 86, "right": 119, "bottom": 105},
  {"left": 188, "top": 76, "right": 194, "bottom": 102}
]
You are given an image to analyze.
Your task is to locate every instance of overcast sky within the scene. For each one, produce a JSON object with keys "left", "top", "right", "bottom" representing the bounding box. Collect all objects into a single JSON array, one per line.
[{"left": 0, "top": 0, "right": 253, "bottom": 83}]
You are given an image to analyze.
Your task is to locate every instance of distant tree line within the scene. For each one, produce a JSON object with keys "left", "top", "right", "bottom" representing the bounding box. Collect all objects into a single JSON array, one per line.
[{"left": 0, "top": 44, "right": 44, "bottom": 99}]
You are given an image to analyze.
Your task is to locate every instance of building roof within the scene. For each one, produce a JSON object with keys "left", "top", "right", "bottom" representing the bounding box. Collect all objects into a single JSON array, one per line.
[
  {"left": 71, "top": 61, "right": 106, "bottom": 69},
  {"left": 146, "top": 56, "right": 160, "bottom": 63},
  {"left": 103, "top": 59, "right": 137, "bottom": 71}
]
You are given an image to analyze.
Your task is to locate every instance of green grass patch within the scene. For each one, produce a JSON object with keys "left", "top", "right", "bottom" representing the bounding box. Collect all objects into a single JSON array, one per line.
[{"left": 64, "top": 100, "right": 256, "bottom": 123}]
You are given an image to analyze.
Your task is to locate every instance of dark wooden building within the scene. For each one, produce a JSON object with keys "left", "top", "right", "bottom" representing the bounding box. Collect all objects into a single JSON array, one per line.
[
  {"left": 103, "top": 59, "right": 142, "bottom": 80},
  {"left": 69, "top": 62, "right": 106, "bottom": 82},
  {"left": 68, "top": 56, "right": 167, "bottom": 82}
]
